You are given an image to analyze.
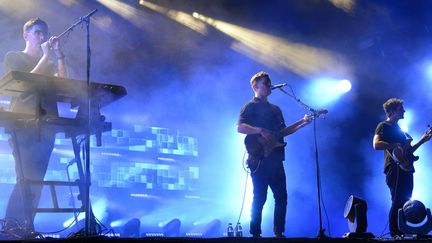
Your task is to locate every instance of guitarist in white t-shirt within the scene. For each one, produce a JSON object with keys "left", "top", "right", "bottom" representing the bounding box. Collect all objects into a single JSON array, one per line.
[{"left": 373, "top": 98, "right": 431, "bottom": 237}]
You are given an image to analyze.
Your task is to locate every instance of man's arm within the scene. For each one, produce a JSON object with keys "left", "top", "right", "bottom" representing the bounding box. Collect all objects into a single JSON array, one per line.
[
  {"left": 373, "top": 134, "right": 400, "bottom": 150},
  {"left": 237, "top": 123, "right": 261, "bottom": 135},
  {"left": 237, "top": 123, "right": 275, "bottom": 142},
  {"left": 280, "top": 115, "right": 311, "bottom": 137},
  {"left": 51, "top": 36, "right": 67, "bottom": 78},
  {"left": 30, "top": 41, "right": 51, "bottom": 74},
  {"left": 55, "top": 54, "right": 67, "bottom": 77},
  {"left": 410, "top": 131, "right": 432, "bottom": 152},
  {"left": 31, "top": 37, "right": 67, "bottom": 77}
]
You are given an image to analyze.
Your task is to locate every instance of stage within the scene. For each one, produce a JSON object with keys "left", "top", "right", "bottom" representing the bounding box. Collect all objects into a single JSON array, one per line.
[
  {"left": 2, "top": 1, "right": 432, "bottom": 242},
  {"left": 1, "top": 236, "right": 432, "bottom": 243}
]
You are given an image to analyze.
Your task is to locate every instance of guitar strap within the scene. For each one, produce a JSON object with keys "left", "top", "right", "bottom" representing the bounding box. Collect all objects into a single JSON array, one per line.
[{"left": 386, "top": 149, "right": 396, "bottom": 162}]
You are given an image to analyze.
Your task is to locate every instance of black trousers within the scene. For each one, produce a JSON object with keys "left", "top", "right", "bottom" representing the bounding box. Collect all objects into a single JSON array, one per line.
[
  {"left": 249, "top": 159, "right": 287, "bottom": 236},
  {"left": 385, "top": 163, "right": 413, "bottom": 236}
]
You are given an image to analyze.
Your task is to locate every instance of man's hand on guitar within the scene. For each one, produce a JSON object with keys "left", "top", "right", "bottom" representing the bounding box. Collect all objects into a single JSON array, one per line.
[
  {"left": 303, "top": 114, "right": 313, "bottom": 124},
  {"left": 298, "top": 114, "right": 313, "bottom": 129},
  {"left": 260, "top": 128, "right": 277, "bottom": 142},
  {"left": 421, "top": 130, "right": 432, "bottom": 142}
]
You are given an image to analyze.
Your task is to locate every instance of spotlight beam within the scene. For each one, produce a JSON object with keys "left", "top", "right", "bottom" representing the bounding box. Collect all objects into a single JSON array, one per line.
[
  {"left": 96, "top": 0, "right": 149, "bottom": 28},
  {"left": 193, "top": 12, "right": 350, "bottom": 78},
  {"left": 139, "top": 0, "right": 207, "bottom": 35}
]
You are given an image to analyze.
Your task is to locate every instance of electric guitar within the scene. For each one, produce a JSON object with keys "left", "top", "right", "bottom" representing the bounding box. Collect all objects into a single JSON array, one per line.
[
  {"left": 390, "top": 125, "right": 432, "bottom": 172},
  {"left": 245, "top": 109, "right": 328, "bottom": 171}
]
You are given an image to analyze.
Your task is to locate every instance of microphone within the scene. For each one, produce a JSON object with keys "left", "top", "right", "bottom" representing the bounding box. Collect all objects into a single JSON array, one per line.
[{"left": 271, "top": 83, "right": 287, "bottom": 90}]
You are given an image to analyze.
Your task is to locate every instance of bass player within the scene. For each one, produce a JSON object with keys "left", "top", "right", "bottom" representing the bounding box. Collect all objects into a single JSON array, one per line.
[
  {"left": 373, "top": 98, "right": 431, "bottom": 237},
  {"left": 237, "top": 71, "right": 311, "bottom": 238}
]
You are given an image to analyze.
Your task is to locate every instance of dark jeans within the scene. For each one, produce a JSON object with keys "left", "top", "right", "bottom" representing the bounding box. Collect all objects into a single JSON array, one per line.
[
  {"left": 249, "top": 159, "right": 287, "bottom": 236},
  {"left": 385, "top": 163, "right": 413, "bottom": 236},
  {"left": 5, "top": 126, "right": 55, "bottom": 230}
]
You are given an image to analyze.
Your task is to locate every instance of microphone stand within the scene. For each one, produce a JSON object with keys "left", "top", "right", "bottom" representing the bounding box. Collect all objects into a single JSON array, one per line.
[
  {"left": 55, "top": 9, "right": 98, "bottom": 39},
  {"left": 57, "top": 9, "right": 98, "bottom": 236},
  {"left": 275, "top": 86, "right": 327, "bottom": 238},
  {"left": 83, "top": 9, "right": 98, "bottom": 237}
]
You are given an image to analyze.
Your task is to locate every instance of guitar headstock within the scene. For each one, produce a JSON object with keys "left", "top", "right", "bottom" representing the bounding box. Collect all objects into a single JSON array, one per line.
[
  {"left": 310, "top": 109, "right": 328, "bottom": 119},
  {"left": 303, "top": 109, "right": 328, "bottom": 122}
]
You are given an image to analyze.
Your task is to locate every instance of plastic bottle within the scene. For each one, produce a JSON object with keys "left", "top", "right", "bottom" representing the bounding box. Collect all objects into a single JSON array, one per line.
[
  {"left": 235, "top": 222, "right": 243, "bottom": 237},
  {"left": 227, "top": 223, "right": 234, "bottom": 237}
]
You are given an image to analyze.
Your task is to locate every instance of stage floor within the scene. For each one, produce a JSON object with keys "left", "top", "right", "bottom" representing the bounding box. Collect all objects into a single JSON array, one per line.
[{"left": 1, "top": 236, "right": 432, "bottom": 243}]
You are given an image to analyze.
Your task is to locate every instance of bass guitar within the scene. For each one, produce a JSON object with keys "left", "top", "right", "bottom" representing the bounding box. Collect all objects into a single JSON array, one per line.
[
  {"left": 245, "top": 109, "right": 328, "bottom": 171},
  {"left": 390, "top": 125, "right": 432, "bottom": 172}
]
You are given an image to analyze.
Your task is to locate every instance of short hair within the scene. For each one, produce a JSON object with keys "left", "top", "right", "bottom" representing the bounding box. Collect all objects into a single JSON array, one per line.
[
  {"left": 250, "top": 71, "right": 270, "bottom": 86},
  {"left": 23, "top": 18, "right": 48, "bottom": 36},
  {"left": 383, "top": 98, "right": 404, "bottom": 117}
]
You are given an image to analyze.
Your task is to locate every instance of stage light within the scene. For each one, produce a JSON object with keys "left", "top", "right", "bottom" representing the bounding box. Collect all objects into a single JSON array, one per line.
[
  {"left": 338, "top": 79, "right": 352, "bottom": 93},
  {"left": 122, "top": 218, "right": 141, "bottom": 237},
  {"left": 343, "top": 195, "right": 374, "bottom": 239},
  {"left": 425, "top": 62, "right": 432, "bottom": 81},
  {"left": 192, "top": 12, "right": 349, "bottom": 79},
  {"left": 398, "top": 200, "right": 432, "bottom": 236},
  {"left": 63, "top": 214, "right": 84, "bottom": 227},
  {"left": 304, "top": 77, "right": 352, "bottom": 106},
  {"left": 163, "top": 218, "right": 181, "bottom": 237},
  {"left": 110, "top": 219, "right": 125, "bottom": 228},
  {"left": 139, "top": 0, "right": 207, "bottom": 35},
  {"left": 96, "top": 0, "right": 147, "bottom": 28},
  {"left": 187, "top": 219, "right": 222, "bottom": 237},
  {"left": 329, "top": 0, "right": 356, "bottom": 13}
]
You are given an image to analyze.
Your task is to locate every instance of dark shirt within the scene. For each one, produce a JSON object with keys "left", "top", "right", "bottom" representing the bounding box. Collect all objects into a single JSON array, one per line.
[
  {"left": 3, "top": 51, "right": 57, "bottom": 115},
  {"left": 375, "top": 121, "right": 407, "bottom": 173},
  {"left": 4, "top": 51, "right": 55, "bottom": 74},
  {"left": 238, "top": 97, "right": 286, "bottom": 161}
]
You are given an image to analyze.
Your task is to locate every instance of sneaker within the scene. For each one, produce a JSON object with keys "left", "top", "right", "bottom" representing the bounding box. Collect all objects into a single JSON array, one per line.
[
  {"left": 274, "top": 233, "right": 286, "bottom": 238},
  {"left": 252, "top": 234, "right": 261, "bottom": 238}
]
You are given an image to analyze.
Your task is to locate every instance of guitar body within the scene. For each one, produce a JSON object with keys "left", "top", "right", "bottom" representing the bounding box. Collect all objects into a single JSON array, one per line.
[
  {"left": 244, "top": 134, "right": 286, "bottom": 171},
  {"left": 242, "top": 109, "right": 328, "bottom": 172},
  {"left": 390, "top": 127, "right": 432, "bottom": 172},
  {"left": 391, "top": 142, "right": 418, "bottom": 172}
]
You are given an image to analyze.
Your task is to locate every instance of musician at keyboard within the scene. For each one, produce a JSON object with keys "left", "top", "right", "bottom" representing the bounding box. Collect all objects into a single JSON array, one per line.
[{"left": 2, "top": 17, "right": 68, "bottom": 236}]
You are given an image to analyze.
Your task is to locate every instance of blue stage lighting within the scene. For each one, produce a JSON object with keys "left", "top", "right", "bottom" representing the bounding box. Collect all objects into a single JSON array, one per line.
[
  {"left": 425, "top": 62, "right": 432, "bottom": 81},
  {"left": 110, "top": 219, "right": 125, "bottom": 228},
  {"left": 398, "top": 109, "right": 412, "bottom": 133},
  {"left": 187, "top": 219, "right": 221, "bottom": 237},
  {"left": 338, "top": 79, "right": 352, "bottom": 93},
  {"left": 304, "top": 77, "right": 352, "bottom": 106}
]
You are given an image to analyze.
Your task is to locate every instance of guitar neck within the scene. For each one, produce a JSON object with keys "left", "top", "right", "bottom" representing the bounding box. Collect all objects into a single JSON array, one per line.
[
  {"left": 279, "top": 118, "right": 306, "bottom": 137},
  {"left": 276, "top": 109, "right": 326, "bottom": 138},
  {"left": 410, "top": 128, "right": 432, "bottom": 153}
]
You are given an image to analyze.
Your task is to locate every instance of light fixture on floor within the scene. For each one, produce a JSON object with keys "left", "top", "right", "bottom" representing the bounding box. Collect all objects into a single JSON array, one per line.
[
  {"left": 343, "top": 195, "right": 374, "bottom": 239},
  {"left": 398, "top": 200, "right": 432, "bottom": 236}
]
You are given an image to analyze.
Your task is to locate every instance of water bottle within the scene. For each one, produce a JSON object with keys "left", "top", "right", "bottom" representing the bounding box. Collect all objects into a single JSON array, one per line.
[
  {"left": 235, "top": 222, "right": 243, "bottom": 237},
  {"left": 227, "top": 223, "right": 234, "bottom": 237}
]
